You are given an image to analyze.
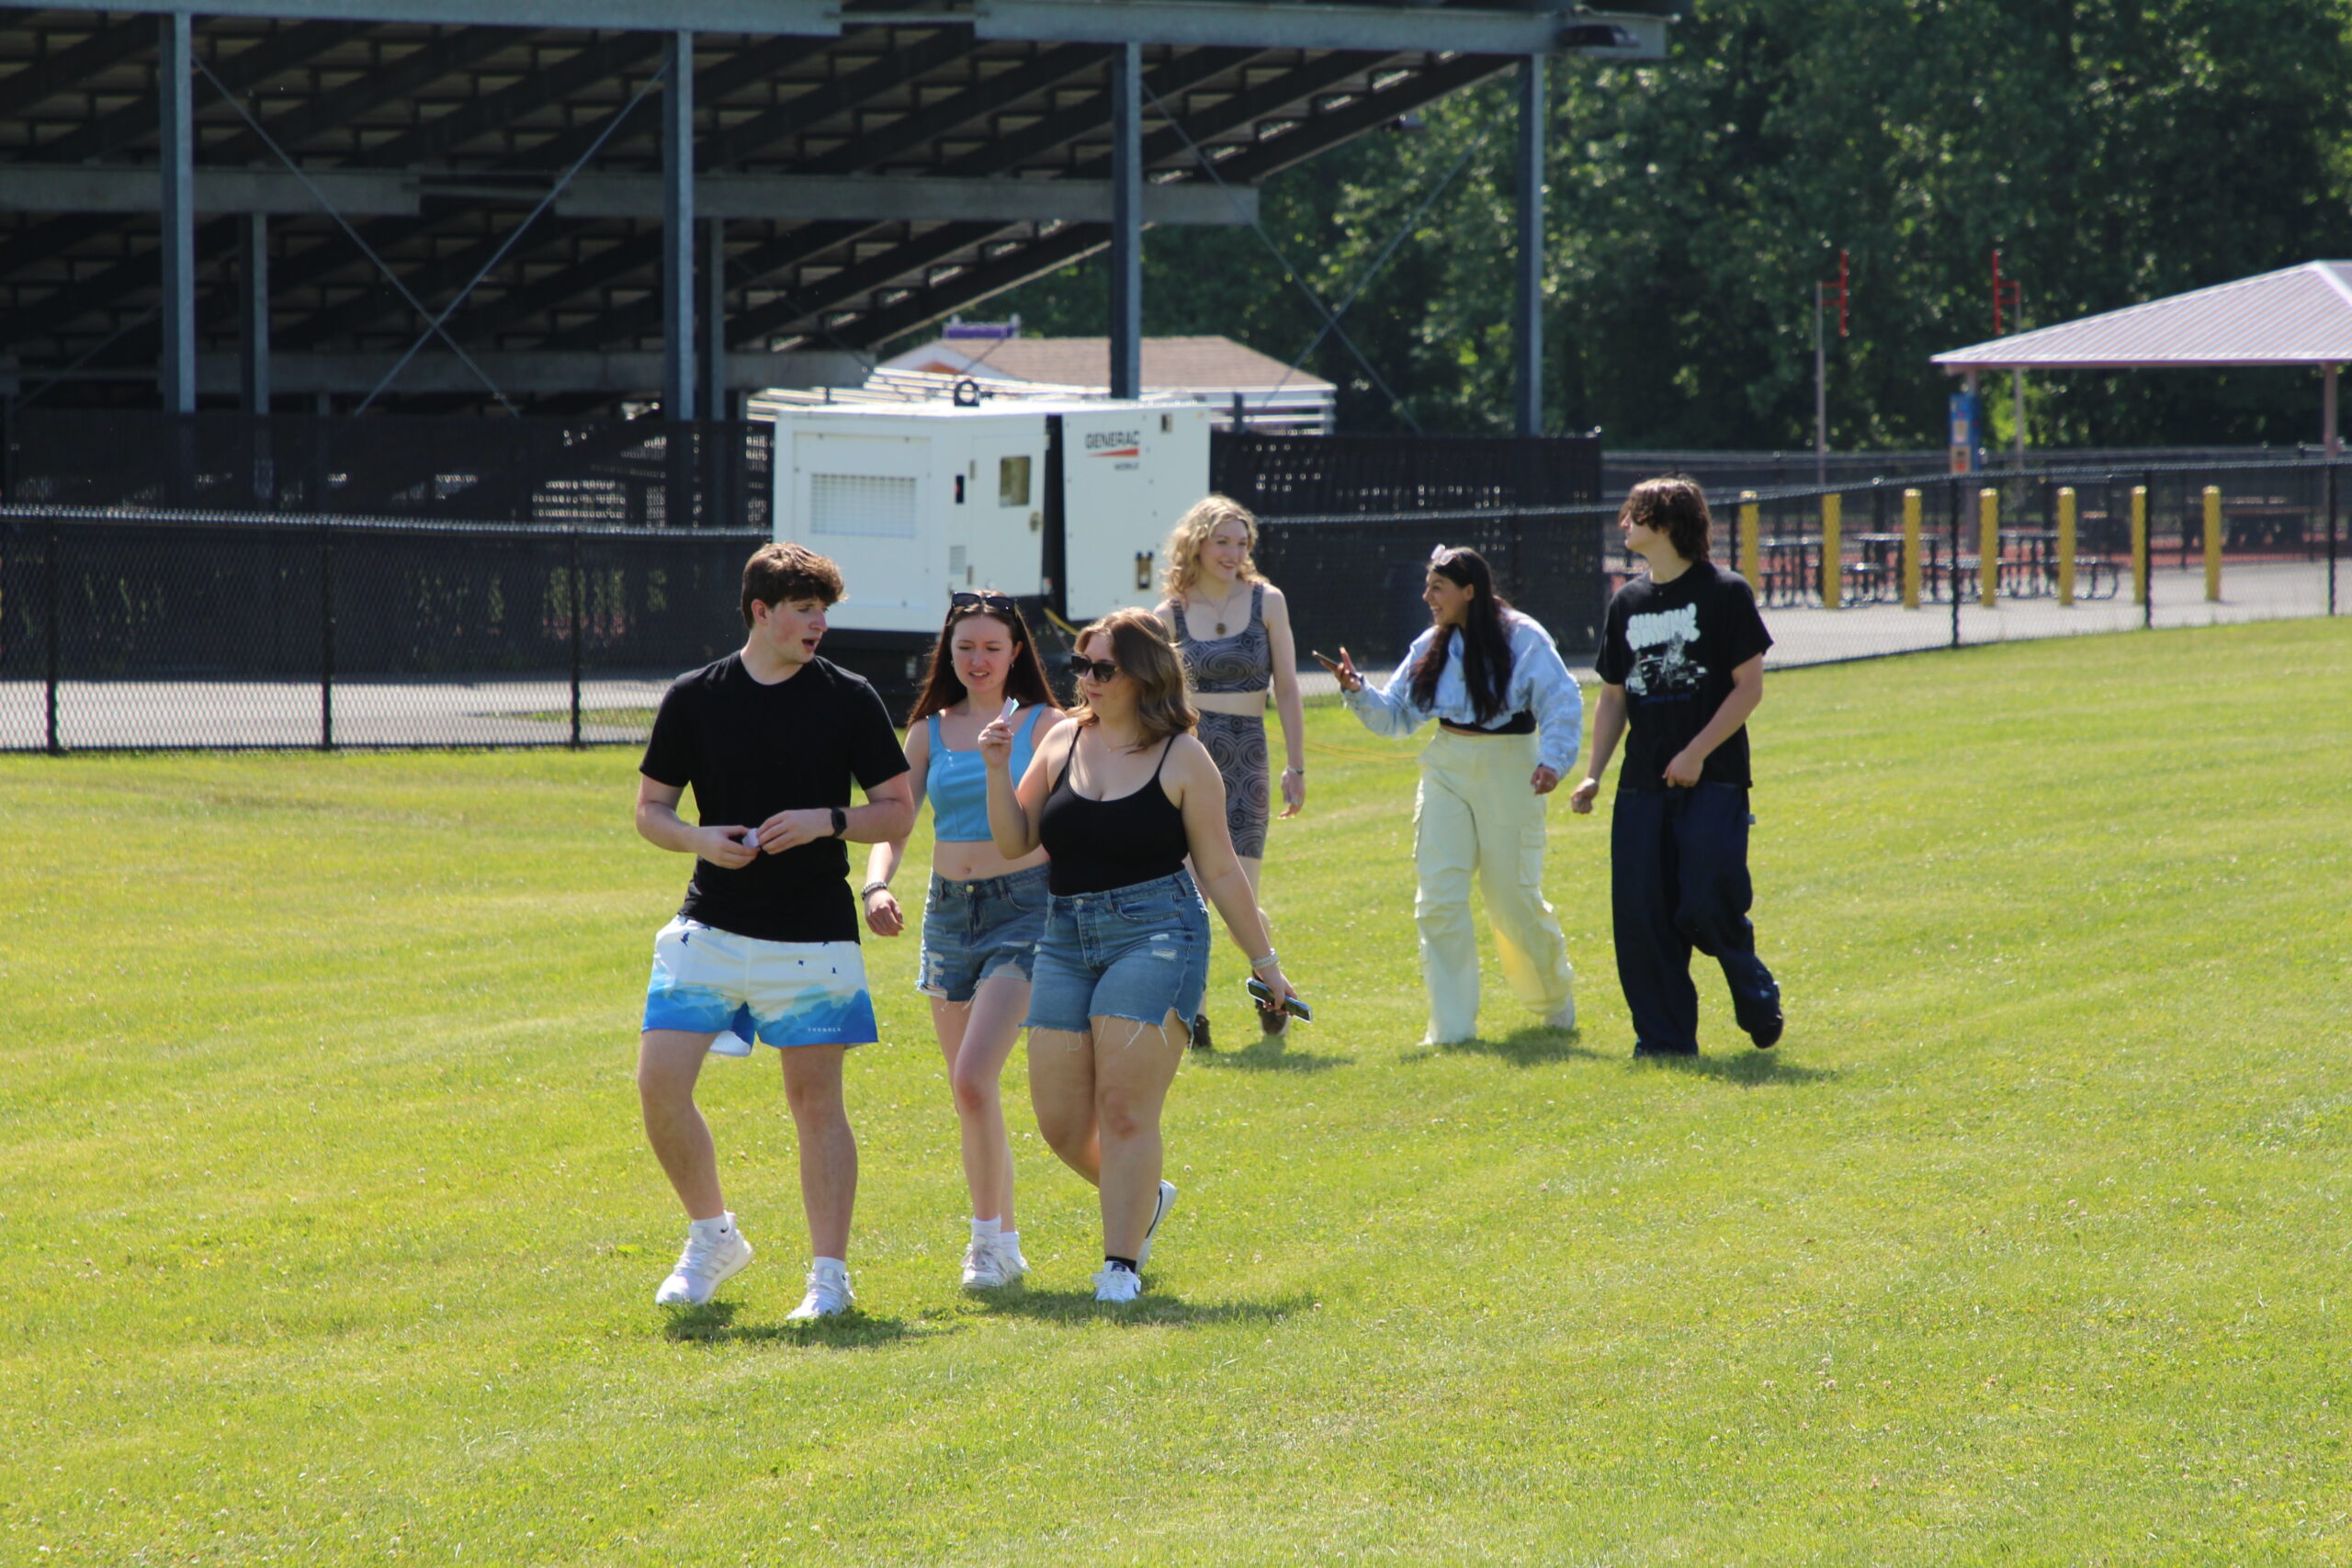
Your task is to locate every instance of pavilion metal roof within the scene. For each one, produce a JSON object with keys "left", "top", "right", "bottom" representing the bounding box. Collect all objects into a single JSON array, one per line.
[
  {"left": 1933, "top": 262, "right": 2352, "bottom": 371},
  {"left": 0, "top": 2, "right": 1673, "bottom": 414}
]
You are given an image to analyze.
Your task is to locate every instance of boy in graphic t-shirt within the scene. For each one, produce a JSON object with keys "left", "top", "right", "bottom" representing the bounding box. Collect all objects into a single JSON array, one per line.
[
  {"left": 632, "top": 542, "right": 913, "bottom": 1319},
  {"left": 1570, "top": 478, "right": 1784, "bottom": 1057}
]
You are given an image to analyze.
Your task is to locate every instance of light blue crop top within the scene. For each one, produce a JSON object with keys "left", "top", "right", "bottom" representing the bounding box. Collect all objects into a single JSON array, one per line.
[{"left": 926, "top": 705, "right": 1046, "bottom": 843}]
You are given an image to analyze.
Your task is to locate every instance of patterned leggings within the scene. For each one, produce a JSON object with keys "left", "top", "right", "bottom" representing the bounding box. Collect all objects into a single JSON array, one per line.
[{"left": 1196, "top": 709, "right": 1270, "bottom": 859}]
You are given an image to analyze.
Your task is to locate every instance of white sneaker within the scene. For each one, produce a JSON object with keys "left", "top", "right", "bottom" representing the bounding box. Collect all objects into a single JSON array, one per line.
[
  {"left": 1091, "top": 1263, "right": 1144, "bottom": 1304},
  {"left": 992, "top": 1233, "right": 1030, "bottom": 1284},
  {"left": 960, "top": 1238, "right": 1011, "bottom": 1291},
  {"left": 786, "top": 1264, "right": 854, "bottom": 1321},
  {"left": 1544, "top": 993, "right": 1577, "bottom": 1032},
  {"left": 1136, "top": 1179, "right": 1177, "bottom": 1268},
  {"left": 654, "top": 1221, "right": 752, "bottom": 1307}
]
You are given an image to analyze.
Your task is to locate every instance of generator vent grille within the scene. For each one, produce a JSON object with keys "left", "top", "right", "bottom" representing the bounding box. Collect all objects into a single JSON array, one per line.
[{"left": 809, "top": 474, "right": 917, "bottom": 538}]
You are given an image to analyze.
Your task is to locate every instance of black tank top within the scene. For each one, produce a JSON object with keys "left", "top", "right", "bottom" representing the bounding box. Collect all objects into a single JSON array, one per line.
[{"left": 1038, "top": 731, "right": 1190, "bottom": 896}]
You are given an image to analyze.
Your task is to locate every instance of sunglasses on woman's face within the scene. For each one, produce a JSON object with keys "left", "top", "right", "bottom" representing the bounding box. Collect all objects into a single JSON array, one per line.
[
  {"left": 951, "top": 590, "right": 1018, "bottom": 613},
  {"left": 1071, "top": 657, "right": 1121, "bottom": 683}
]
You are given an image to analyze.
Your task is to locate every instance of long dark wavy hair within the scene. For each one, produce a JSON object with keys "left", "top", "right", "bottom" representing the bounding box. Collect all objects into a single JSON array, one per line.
[
  {"left": 906, "top": 597, "right": 1062, "bottom": 724},
  {"left": 1410, "top": 547, "right": 1514, "bottom": 725}
]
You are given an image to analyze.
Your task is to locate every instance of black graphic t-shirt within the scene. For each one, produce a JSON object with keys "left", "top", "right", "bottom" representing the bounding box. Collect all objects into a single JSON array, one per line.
[
  {"left": 1594, "top": 562, "right": 1773, "bottom": 791},
  {"left": 639, "top": 653, "right": 910, "bottom": 942}
]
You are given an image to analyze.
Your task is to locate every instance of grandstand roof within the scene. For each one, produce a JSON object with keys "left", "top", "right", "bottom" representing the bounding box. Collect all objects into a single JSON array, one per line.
[{"left": 0, "top": 2, "right": 1673, "bottom": 414}]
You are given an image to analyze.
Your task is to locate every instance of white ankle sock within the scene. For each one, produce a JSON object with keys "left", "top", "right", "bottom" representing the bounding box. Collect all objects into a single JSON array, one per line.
[
  {"left": 969, "top": 1215, "right": 1002, "bottom": 1242},
  {"left": 690, "top": 1212, "right": 735, "bottom": 1237},
  {"left": 811, "top": 1256, "right": 848, "bottom": 1280},
  {"left": 996, "top": 1228, "right": 1021, "bottom": 1254}
]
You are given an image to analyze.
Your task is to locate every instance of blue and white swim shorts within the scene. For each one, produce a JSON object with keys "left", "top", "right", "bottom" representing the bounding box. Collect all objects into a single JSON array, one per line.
[{"left": 641, "top": 916, "right": 878, "bottom": 1051}]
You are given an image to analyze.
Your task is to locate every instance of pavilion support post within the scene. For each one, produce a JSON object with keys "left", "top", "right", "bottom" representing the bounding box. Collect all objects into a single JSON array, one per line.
[
  {"left": 2324, "top": 363, "right": 2338, "bottom": 458},
  {"left": 1108, "top": 42, "right": 1142, "bottom": 400},
  {"left": 1513, "top": 55, "right": 1544, "bottom": 437},
  {"left": 158, "top": 13, "right": 196, "bottom": 416},
  {"left": 2012, "top": 369, "right": 2026, "bottom": 470},
  {"left": 662, "top": 30, "right": 696, "bottom": 423}
]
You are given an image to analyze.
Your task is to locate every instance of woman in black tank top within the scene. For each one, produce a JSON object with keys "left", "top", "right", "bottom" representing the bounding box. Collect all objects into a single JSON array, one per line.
[{"left": 980, "top": 608, "right": 1307, "bottom": 1306}]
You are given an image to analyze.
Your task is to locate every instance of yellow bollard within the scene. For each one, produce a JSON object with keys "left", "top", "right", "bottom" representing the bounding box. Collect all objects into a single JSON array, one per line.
[
  {"left": 2202, "top": 485, "right": 2222, "bottom": 601},
  {"left": 1820, "top": 492, "right": 1842, "bottom": 608},
  {"left": 2131, "top": 486, "right": 2149, "bottom": 604},
  {"left": 2056, "top": 486, "right": 2076, "bottom": 605},
  {"left": 1901, "top": 488, "right": 1922, "bottom": 610},
  {"left": 1978, "top": 487, "right": 2000, "bottom": 606},
  {"left": 1739, "top": 491, "right": 1760, "bottom": 584}
]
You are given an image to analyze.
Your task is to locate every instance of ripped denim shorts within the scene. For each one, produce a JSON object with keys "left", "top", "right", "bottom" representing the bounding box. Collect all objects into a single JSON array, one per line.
[
  {"left": 1023, "top": 869, "right": 1211, "bottom": 1038},
  {"left": 916, "top": 863, "right": 1049, "bottom": 1002}
]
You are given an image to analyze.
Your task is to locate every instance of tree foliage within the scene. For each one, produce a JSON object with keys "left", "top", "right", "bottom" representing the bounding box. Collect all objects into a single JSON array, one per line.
[{"left": 946, "top": 0, "right": 2352, "bottom": 447}]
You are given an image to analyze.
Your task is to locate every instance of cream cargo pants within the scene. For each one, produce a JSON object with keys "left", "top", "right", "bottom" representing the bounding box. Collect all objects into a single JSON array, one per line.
[{"left": 1413, "top": 728, "right": 1575, "bottom": 1044}]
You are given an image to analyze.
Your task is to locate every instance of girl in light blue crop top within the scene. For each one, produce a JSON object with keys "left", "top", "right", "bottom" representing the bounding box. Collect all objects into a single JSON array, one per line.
[{"left": 860, "top": 593, "right": 1067, "bottom": 1292}]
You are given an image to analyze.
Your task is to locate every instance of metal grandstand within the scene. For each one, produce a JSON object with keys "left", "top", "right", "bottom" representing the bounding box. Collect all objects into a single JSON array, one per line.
[{"left": 0, "top": 1, "right": 1676, "bottom": 422}]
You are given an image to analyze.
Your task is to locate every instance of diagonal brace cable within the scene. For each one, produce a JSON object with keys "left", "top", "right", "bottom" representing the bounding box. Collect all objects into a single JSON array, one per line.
[
  {"left": 192, "top": 51, "right": 518, "bottom": 414},
  {"left": 354, "top": 57, "right": 671, "bottom": 412},
  {"left": 1141, "top": 78, "right": 1423, "bottom": 434}
]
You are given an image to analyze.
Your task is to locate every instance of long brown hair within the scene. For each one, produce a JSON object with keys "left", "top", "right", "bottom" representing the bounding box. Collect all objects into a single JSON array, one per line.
[
  {"left": 1410, "top": 546, "right": 1515, "bottom": 725},
  {"left": 1619, "top": 476, "right": 1714, "bottom": 562},
  {"left": 905, "top": 598, "right": 1061, "bottom": 724},
  {"left": 1069, "top": 606, "right": 1196, "bottom": 748}
]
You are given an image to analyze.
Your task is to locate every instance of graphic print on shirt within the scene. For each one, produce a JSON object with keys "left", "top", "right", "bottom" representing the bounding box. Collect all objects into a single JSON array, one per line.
[{"left": 1623, "top": 603, "right": 1704, "bottom": 698}]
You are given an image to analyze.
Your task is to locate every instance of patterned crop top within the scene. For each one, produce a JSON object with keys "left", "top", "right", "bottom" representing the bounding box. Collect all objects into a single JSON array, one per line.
[{"left": 1169, "top": 583, "right": 1272, "bottom": 695}]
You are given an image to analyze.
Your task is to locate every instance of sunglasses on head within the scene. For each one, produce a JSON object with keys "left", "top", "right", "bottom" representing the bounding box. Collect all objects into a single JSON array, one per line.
[
  {"left": 1429, "top": 544, "right": 1465, "bottom": 567},
  {"left": 1071, "top": 656, "right": 1121, "bottom": 683},
  {"left": 951, "top": 590, "right": 1018, "bottom": 614}
]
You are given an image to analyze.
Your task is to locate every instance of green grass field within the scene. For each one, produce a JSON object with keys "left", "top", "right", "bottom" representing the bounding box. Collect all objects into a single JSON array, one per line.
[{"left": 4, "top": 620, "right": 2347, "bottom": 1565}]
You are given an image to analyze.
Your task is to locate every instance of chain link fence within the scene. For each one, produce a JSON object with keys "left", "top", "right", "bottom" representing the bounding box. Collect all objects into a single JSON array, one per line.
[{"left": 3, "top": 456, "right": 2340, "bottom": 753}]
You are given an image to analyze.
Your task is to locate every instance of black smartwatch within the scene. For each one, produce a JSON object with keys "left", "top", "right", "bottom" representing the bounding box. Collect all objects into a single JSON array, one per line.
[{"left": 829, "top": 807, "right": 847, "bottom": 838}]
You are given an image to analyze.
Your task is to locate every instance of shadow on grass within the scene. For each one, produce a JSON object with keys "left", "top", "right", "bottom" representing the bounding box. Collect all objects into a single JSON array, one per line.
[
  {"left": 1190, "top": 1035, "right": 1352, "bottom": 1074},
  {"left": 660, "top": 1301, "right": 940, "bottom": 1349},
  {"left": 1421, "top": 1025, "right": 1610, "bottom": 1068},
  {"left": 974, "top": 1284, "right": 1316, "bottom": 1328},
  {"left": 1630, "top": 1049, "right": 1840, "bottom": 1086}
]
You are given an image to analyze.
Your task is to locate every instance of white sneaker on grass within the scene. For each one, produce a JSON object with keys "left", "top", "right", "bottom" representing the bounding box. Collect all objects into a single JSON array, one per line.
[
  {"left": 786, "top": 1262, "right": 854, "bottom": 1321},
  {"left": 1544, "top": 992, "right": 1577, "bottom": 1032},
  {"left": 1136, "top": 1179, "right": 1177, "bottom": 1268},
  {"left": 1091, "top": 1263, "right": 1144, "bottom": 1304},
  {"left": 992, "top": 1233, "right": 1029, "bottom": 1283},
  {"left": 960, "top": 1238, "right": 1011, "bottom": 1291},
  {"left": 654, "top": 1219, "right": 752, "bottom": 1307}
]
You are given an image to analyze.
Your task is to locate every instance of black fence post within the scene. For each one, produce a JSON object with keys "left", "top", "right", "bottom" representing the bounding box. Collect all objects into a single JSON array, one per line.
[
  {"left": 2328, "top": 460, "right": 2340, "bottom": 618},
  {"left": 1947, "top": 476, "right": 1962, "bottom": 649},
  {"left": 569, "top": 528, "right": 583, "bottom": 748},
  {"left": 319, "top": 522, "right": 335, "bottom": 751},
  {"left": 2143, "top": 468, "right": 2155, "bottom": 629},
  {"left": 45, "top": 521, "right": 61, "bottom": 755}
]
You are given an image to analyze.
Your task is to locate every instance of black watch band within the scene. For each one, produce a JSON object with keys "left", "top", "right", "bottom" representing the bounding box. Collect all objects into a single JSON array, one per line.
[{"left": 830, "top": 807, "right": 847, "bottom": 838}]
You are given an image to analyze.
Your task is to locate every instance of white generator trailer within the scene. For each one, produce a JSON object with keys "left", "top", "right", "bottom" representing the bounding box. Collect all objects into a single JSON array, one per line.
[{"left": 760, "top": 399, "right": 1214, "bottom": 694}]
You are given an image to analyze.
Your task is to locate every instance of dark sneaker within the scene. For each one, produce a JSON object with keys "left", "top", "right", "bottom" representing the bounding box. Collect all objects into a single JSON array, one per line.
[
  {"left": 1190, "top": 1012, "right": 1214, "bottom": 1051},
  {"left": 1735, "top": 988, "right": 1784, "bottom": 1050}
]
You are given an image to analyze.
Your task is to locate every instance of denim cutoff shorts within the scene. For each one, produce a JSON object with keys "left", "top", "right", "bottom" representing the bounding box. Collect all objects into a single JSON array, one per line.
[
  {"left": 1024, "top": 869, "right": 1212, "bottom": 1037},
  {"left": 916, "top": 862, "right": 1050, "bottom": 1002}
]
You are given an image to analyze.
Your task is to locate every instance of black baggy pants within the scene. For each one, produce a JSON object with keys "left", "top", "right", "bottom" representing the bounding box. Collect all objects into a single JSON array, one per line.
[{"left": 1610, "top": 783, "right": 1779, "bottom": 1055}]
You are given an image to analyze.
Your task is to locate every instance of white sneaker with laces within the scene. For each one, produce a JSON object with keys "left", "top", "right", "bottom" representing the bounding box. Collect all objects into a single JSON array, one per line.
[
  {"left": 654, "top": 1220, "right": 752, "bottom": 1307},
  {"left": 1091, "top": 1263, "right": 1144, "bottom": 1304},
  {"left": 960, "top": 1238, "right": 1011, "bottom": 1291},
  {"left": 1136, "top": 1179, "right": 1177, "bottom": 1268},
  {"left": 991, "top": 1233, "right": 1029, "bottom": 1283},
  {"left": 786, "top": 1263, "right": 854, "bottom": 1321}
]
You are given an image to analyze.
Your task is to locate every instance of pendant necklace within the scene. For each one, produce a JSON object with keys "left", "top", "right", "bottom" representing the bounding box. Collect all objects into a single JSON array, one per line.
[{"left": 1204, "top": 579, "right": 1246, "bottom": 637}]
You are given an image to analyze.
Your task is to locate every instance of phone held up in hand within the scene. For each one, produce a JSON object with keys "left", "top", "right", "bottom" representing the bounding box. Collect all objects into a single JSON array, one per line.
[{"left": 1245, "top": 976, "right": 1312, "bottom": 1022}]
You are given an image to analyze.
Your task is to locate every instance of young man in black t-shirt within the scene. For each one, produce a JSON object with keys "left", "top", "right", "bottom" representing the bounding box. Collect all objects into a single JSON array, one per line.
[
  {"left": 633, "top": 542, "right": 912, "bottom": 1318},
  {"left": 1570, "top": 478, "right": 1784, "bottom": 1056}
]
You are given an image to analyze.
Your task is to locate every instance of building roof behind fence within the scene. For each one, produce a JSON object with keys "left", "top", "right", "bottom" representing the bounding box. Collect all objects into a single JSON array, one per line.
[{"left": 1932, "top": 261, "right": 2352, "bottom": 370}]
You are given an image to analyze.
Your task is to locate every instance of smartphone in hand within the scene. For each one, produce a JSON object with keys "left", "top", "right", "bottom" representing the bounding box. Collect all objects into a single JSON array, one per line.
[{"left": 1245, "top": 976, "right": 1312, "bottom": 1022}]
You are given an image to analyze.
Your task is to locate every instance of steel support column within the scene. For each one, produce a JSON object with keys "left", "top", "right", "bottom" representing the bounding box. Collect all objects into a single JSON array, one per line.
[
  {"left": 239, "top": 212, "right": 270, "bottom": 412},
  {"left": 662, "top": 30, "right": 696, "bottom": 421},
  {"left": 157, "top": 12, "right": 196, "bottom": 412},
  {"left": 1512, "top": 55, "right": 1544, "bottom": 436},
  {"left": 700, "top": 216, "right": 729, "bottom": 421},
  {"left": 1108, "top": 41, "right": 1142, "bottom": 400}
]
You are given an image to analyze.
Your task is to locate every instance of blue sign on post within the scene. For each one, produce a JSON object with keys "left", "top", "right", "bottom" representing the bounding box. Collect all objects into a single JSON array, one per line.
[{"left": 1948, "top": 390, "right": 1984, "bottom": 474}]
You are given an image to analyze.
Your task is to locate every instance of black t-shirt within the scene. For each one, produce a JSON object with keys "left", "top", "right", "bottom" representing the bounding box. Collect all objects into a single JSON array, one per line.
[
  {"left": 639, "top": 653, "right": 909, "bottom": 943},
  {"left": 1594, "top": 562, "right": 1773, "bottom": 791}
]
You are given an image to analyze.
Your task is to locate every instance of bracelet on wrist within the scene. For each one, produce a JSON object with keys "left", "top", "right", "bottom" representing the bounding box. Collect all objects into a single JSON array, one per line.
[
  {"left": 859, "top": 880, "right": 889, "bottom": 899},
  {"left": 1249, "top": 949, "right": 1280, "bottom": 973},
  {"left": 1283, "top": 766, "right": 1304, "bottom": 775}
]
